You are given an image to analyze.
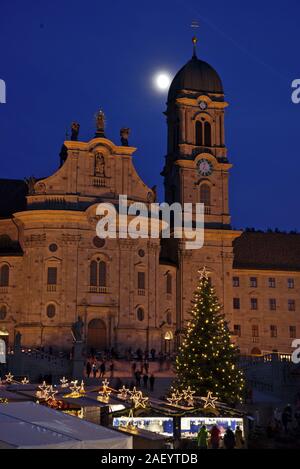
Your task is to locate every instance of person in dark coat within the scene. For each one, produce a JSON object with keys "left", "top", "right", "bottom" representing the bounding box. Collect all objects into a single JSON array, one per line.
[
  {"left": 135, "top": 370, "right": 141, "bottom": 387},
  {"left": 223, "top": 428, "right": 235, "bottom": 449},
  {"left": 143, "top": 373, "right": 148, "bottom": 388},
  {"left": 100, "top": 361, "right": 106, "bottom": 378},
  {"left": 86, "top": 361, "right": 92, "bottom": 378},
  {"left": 149, "top": 374, "right": 155, "bottom": 392}
]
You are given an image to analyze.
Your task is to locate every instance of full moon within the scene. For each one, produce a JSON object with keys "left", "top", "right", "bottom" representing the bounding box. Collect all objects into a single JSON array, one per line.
[{"left": 154, "top": 72, "right": 171, "bottom": 91}]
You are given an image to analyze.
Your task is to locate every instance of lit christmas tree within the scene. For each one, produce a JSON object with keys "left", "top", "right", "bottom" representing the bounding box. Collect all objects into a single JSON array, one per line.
[{"left": 174, "top": 267, "right": 245, "bottom": 405}]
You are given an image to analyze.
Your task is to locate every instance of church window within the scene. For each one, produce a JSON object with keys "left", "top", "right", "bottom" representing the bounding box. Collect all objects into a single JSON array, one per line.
[
  {"left": 137, "top": 307, "right": 144, "bottom": 321},
  {"left": 90, "top": 259, "right": 107, "bottom": 287},
  {"left": 0, "top": 305, "right": 7, "bottom": 320},
  {"left": 196, "top": 120, "right": 212, "bottom": 146},
  {"left": 200, "top": 184, "right": 211, "bottom": 206},
  {"left": 204, "top": 121, "right": 211, "bottom": 146},
  {"left": 0, "top": 265, "right": 9, "bottom": 287},
  {"left": 195, "top": 121, "right": 203, "bottom": 146},
  {"left": 99, "top": 261, "right": 106, "bottom": 287},
  {"left": 46, "top": 304, "right": 56, "bottom": 319},
  {"left": 49, "top": 243, "right": 58, "bottom": 253},
  {"left": 47, "top": 267, "right": 57, "bottom": 285},
  {"left": 138, "top": 272, "right": 145, "bottom": 290}
]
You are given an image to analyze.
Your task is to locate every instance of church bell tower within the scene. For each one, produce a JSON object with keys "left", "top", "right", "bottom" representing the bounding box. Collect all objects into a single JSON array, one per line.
[{"left": 162, "top": 37, "right": 232, "bottom": 228}]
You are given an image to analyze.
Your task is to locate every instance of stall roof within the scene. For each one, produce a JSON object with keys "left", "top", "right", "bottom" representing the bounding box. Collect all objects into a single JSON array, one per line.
[{"left": 0, "top": 402, "right": 132, "bottom": 449}]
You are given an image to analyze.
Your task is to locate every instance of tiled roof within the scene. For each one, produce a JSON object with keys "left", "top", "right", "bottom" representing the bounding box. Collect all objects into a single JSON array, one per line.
[{"left": 233, "top": 231, "right": 300, "bottom": 272}]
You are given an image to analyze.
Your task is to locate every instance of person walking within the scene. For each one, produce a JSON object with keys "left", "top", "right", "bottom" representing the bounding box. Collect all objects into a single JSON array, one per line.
[
  {"left": 131, "top": 361, "right": 137, "bottom": 377},
  {"left": 100, "top": 360, "right": 106, "bottom": 378},
  {"left": 86, "top": 361, "right": 92, "bottom": 378},
  {"left": 235, "top": 426, "right": 244, "bottom": 449},
  {"left": 144, "top": 360, "right": 149, "bottom": 374},
  {"left": 92, "top": 362, "right": 97, "bottom": 379},
  {"left": 223, "top": 428, "right": 235, "bottom": 449},
  {"left": 149, "top": 374, "right": 155, "bottom": 392},
  {"left": 143, "top": 373, "right": 148, "bottom": 388},
  {"left": 109, "top": 361, "right": 114, "bottom": 379},
  {"left": 197, "top": 425, "right": 208, "bottom": 449},
  {"left": 210, "top": 425, "right": 221, "bottom": 449}
]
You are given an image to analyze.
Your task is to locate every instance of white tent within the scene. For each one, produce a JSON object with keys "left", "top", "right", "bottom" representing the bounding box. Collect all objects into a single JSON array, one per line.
[{"left": 0, "top": 402, "right": 132, "bottom": 449}]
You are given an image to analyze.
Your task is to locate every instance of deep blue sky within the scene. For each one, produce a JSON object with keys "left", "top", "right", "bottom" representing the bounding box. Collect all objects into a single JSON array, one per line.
[{"left": 1, "top": 0, "right": 299, "bottom": 230}]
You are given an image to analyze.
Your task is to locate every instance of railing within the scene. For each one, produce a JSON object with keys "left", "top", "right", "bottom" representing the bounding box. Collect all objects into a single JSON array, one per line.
[
  {"left": 92, "top": 177, "right": 106, "bottom": 187},
  {"left": 204, "top": 206, "right": 211, "bottom": 215},
  {"left": 47, "top": 285, "right": 57, "bottom": 292},
  {"left": 89, "top": 286, "right": 109, "bottom": 294},
  {"left": 0, "top": 286, "right": 8, "bottom": 293},
  {"left": 138, "top": 289, "right": 146, "bottom": 296}
]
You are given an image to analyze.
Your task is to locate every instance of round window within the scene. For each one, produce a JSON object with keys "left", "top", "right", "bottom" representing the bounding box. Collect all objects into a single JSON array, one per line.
[
  {"left": 138, "top": 249, "right": 145, "bottom": 258},
  {"left": 93, "top": 236, "right": 105, "bottom": 248},
  {"left": 49, "top": 243, "right": 58, "bottom": 252},
  {"left": 46, "top": 304, "right": 56, "bottom": 318},
  {"left": 0, "top": 305, "right": 7, "bottom": 320},
  {"left": 137, "top": 307, "right": 144, "bottom": 321}
]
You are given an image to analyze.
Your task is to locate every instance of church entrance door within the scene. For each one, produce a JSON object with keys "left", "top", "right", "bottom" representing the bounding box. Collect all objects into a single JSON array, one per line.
[{"left": 87, "top": 319, "right": 107, "bottom": 352}]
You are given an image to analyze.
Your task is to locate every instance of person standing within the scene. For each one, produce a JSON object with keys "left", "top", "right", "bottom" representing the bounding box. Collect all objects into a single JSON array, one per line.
[
  {"left": 92, "top": 362, "right": 97, "bottom": 379},
  {"left": 235, "top": 426, "right": 244, "bottom": 449},
  {"left": 210, "top": 425, "right": 221, "bottom": 449},
  {"left": 223, "top": 428, "right": 235, "bottom": 449},
  {"left": 131, "top": 361, "right": 137, "bottom": 377},
  {"left": 143, "top": 373, "right": 148, "bottom": 389},
  {"left": 149, "top": 374, "right": 155, "bottom": 392},
  {"left": 86, "top": 361, "right": 91, "bottom": 378},
  {"left": 197, "top": 425, "right": 208, "bottom": 449},
  {"left": 135, "top": 370, "right": 141, "bottom": 387},
  {"left": 144, "top": 360, "right": 149, "bottom": 374},
  {"left": 100, "top": 360, "right": 106, "bottom": 378}
]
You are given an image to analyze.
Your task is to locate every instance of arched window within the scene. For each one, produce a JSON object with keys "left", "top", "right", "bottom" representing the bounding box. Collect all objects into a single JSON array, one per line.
[
  {"left": 200, "top": 184, "right": 211, "bottom": 206},
  {"left": 0, "top": 305, "right": 7, "bottom": 320},
  {"left": 166, "top": 273, "right": 172, "bottom": 294},
  {"left": 137, "top": 307, "right": 145, "bottom": 321},
  {"left": 204, "top": 121, "right": 211, "bottom": 146},
  {"left": 90, "top": 259, "right": 107, "bottom": 289},
  {"left": 46, "top": 304, "right": 56, "bottom": 319},
  {"left": 90, "top": 260, "right": 98, "bottom": 286},
  {"left": 0, "top": 265, "right": 9, "bottom": 287},
  {"left": 195, "top": 121, "right": 203, "bottom": 146},
  {"left": 99, "top": 261, "right": 106, "bottom": 287}
]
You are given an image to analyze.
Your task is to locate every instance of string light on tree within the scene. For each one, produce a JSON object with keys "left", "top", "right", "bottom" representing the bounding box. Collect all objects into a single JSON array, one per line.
[{"left": 173, "top": 266, "right": 245, "bottom": 405}]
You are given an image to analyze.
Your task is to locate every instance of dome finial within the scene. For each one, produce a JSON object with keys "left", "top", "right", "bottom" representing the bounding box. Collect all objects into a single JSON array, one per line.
[
  {"left": 190, "top": 20, "right": 199, "bottom": 58},
  {"left": 192, "top": 35, "right": 198, "bottom": 58}
]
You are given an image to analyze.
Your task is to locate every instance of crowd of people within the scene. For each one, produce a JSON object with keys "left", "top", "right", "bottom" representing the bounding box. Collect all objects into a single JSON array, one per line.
[
  {"left": 267, "top": 404, "right": 300, "bottom": 436},
  {"left": 197, "top": 425, "right": 244, "bottom": 450}
]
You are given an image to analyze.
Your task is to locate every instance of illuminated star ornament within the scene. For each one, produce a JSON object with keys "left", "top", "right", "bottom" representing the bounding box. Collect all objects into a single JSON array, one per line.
[
  {"left": 60, "top": 377, "right": 69, "bottom": 388},
  {"left": 79, "top": 380, "right": 86, "bottom": 395},
  {"left": 201, "top": 391, "right": 218, "bottom": 409},
  {"left": 5, "top": 372, "right": 14, "bottom": 384},
  {"left": 97, "top": 379, "right": 112, "bottom": 402},
  {"left": 64, "top": 380, "right": 81, "bottom": 398},
  {"left": 129, "top": 388, "right": 149, "bottom": 409},
  {"left": 198, "top": 266, "right": 209, "bottom": 280},
  {"left": 166, "top": 390, "right": 183, "bottom": 407},
  {"left": 182, "top": 386, "right": 196, "bottom": 407},
  {"left": 21, "top": 377, "right": 29, "bottom": 385},
  {"left": 117, "top": 385, "right": 130, "bottom": 401}
]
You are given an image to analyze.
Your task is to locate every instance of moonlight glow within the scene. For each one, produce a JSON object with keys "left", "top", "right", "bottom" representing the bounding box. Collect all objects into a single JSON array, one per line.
[{"left": 154, "top": 72, "right": 171, "bottom": 91}]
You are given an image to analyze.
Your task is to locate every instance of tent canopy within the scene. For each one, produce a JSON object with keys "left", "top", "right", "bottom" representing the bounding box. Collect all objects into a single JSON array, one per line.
[{"left": 0, "top": 402, "right": 132, "bottom": 449}]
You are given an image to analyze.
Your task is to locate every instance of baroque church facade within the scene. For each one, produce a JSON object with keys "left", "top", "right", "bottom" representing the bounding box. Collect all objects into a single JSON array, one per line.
[{"left": 1, "top": 45, "right": 300, "bottom": 356}]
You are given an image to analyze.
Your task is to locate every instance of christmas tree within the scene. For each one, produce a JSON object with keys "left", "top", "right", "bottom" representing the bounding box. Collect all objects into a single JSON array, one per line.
[{"left": 174, "top": 267, "right": 245, "bottom": 405}]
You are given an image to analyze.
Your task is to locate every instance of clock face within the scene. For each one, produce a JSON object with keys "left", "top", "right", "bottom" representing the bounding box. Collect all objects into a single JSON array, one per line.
[
  {"left": 199, "top": 101, "right": 207, "bottom": 110},
  {"left": 197, "top": 158, "right": 213, "bottom": 176}
]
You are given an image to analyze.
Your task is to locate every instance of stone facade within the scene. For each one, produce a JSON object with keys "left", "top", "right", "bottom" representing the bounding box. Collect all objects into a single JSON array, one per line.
[{"left": 0, "top": 51, "right": 299, "bottom": 356}]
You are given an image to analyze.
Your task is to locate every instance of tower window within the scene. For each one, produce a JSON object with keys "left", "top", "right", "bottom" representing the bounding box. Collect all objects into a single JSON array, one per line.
[
  {"left": 195, "top": 121, "right": 203, "bottom": 146},
  {"left": 200, "top": 184, "right": 211, "bottom": 206},
  {"left": 0, "top": 265, "right": 9, "bottom": 287},
  {"left": 137, "top": 307, "right": 145, "bottom": 322},
  {"left": 204, "top": 121, "right": 211, "bottom": 146},
  {"left": 90, "top": 259, "right": 107, "bottom": 287}
]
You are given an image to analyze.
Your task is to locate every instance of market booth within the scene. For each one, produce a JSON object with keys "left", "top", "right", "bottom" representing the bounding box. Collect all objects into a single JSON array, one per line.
[{"left": 0, "top": 402, "right": 132, "bottom": 449}]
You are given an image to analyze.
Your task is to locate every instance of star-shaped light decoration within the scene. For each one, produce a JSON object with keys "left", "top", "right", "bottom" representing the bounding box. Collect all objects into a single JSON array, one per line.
[
  {"left": 182, "top": 386, "right": 196, "bottom": 407},
  {"left": 0, "top": 398, "right": 8, "bottom": 404},
  {"left": 5, "top": 372, "right": 14, "bottom": 384},
  {"left": 198, "top": 266, "right": 209, "bottom": 280},
  {"left": 166, "top": 390, "right": 183, "bottom": 407},
  {"left": 201, "top": 391, "right": 218, "bottom": 409},
  {"left": 36, "top": 381, "right": 49, "bottom": 399},
  {"left": 60, "top": 377, "right": 69, "bottom": 388},
  {"left": 97, "top": 379, "right": 112, "bottom": 402},
  {"left": 21, "top": 377, "right": 29, "bottom": 385},
  {"left": 64, "top": 380, "right": 81, "bottom": 398},
  {"left": 117, "top": 385, "right": 130, "bottom": 401},
  {"left": 130, "top": 390, "right": 149, "bottom": 409},
  {"left": 46, "top": 385, "right": 58, "bottom": 402}
]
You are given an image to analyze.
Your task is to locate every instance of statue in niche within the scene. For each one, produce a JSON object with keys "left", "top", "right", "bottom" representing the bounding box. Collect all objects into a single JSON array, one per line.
[
  {"left": 95, "top": 152, "right": 105, "bottom": 177},
  {"left": 120, "top": 127, "right": 130, "bottom": 146},
  {"left": 71, "top": 316, "right": 84, "bottom": 342},
  {"left": 25, "top": 176, "right": 37, "bottom": 195},
  {"left": 71, "top": 122, "right": 80, "bottom": 141}
]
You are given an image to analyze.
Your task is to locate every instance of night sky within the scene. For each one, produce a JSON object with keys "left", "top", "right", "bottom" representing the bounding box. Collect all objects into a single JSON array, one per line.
[{"left": 1, "top": 0, "right": 299, "bottom": 231}]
